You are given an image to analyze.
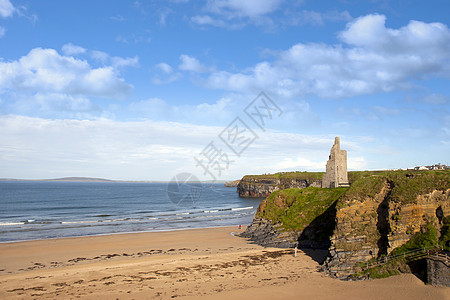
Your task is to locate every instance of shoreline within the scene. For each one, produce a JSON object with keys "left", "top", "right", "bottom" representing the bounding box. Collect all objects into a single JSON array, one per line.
[
  {"left": 0, "top": 226, "right": 448, "bottom": 299},
  {"left": 0, "top": 224, "right": 242, "bottom": 245}
]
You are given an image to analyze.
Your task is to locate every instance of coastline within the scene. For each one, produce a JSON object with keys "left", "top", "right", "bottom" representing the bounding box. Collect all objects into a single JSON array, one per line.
[
  {"left": 0, "top": 224, "right": 240, "bottom": 244},
  {"left": 1, "top": 226, "right": 448, "bottom": 299}
]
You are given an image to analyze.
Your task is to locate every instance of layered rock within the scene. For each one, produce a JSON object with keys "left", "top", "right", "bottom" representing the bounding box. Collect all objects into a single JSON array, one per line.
[
  {"left": 240, "top": 170, "right": 450, "bottom": 279},
  {"left": 224, "top": 179, "right": 240, "bottom": 187},
  {"left": 241, "top": 187, "right": 346, "bottom": 249},
  {"left": 325, "top": 172, "right": 450, "bottom": 277},
  {"left": 241, "top": 219, "right": 298, "bottom": 248},
  {"left": 237, "top": 175, "right": 322, "bottom": 198}
]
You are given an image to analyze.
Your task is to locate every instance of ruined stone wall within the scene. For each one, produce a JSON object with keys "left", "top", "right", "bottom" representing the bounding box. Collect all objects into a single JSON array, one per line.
[
  {"left": 427, "top": 257, "right": 450, "bottom": 286},
  {"left": 322, "top": 137, "right": 349, "bottom": 188}
]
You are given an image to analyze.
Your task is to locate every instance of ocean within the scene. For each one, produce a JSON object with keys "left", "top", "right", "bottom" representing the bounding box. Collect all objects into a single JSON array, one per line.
[{"left": 0, "top": 181, "right": 262, "bottom": 243}]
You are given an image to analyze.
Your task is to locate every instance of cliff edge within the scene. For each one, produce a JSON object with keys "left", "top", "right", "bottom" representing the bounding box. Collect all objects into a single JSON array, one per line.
[
  {"left": 237, "top": 172, "right": 323, "bottom": 198},
  {"left": 241, "top": 170, "right": 450, "bottom": 278}
]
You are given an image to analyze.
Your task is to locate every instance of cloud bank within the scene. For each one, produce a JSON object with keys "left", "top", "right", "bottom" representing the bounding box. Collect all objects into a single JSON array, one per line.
[{"left": 203, "top": 14, "right": 450, "bottom": 99}]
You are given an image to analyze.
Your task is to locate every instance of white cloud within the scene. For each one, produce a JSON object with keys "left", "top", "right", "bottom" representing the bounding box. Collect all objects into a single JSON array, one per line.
[
  {"left": 194, "top": 0, "right": 281, "bottom": 29},
  {"left": 156, "top": 62, "right": 173, "bottom": 74},
  {"left": 272, "top": 157, "right": 326, "bottom": 171},
  {"left": 206, "top": 0, "right": 281, "bottom": 18},
  {"left": 339, "top": 14, "right": 450, "bottom": 57},
  {"left": 62, "top": 43, "right": 86, "bottom": 56},
  {"left": 0, "top": 0, "right": 15, "bottom": 18},
  {"left": 179, "top": 54, "right": 211, "bottom": 73},
  {"left": 9, "top": 92, "right": 99, "bottom": 113},
  {"left": 110, "top": 14, "right": 125, "bottom": 22},
  {"left": 152, "top": 73, "right": 183, "bottom": 85},
  {"left": 0, "top": 47, "right": 133, "bottom": 99},
  {"left": 0, "top": 115, "right": 373, "bottom": 180},
  {"left": 153, "top": 63, "right": 183, "bottom": 84},
  {"left": 423, "top": 94, "right": 449, "bottom": 105},
  {"left": 128, "top": 97, "right": 236, "bottom": 124},
  {"left": 91, "top": 50, "right": 109, "bottom": 63},
  {"left": 115, "top": 33, "right": 151, "bottom": 44},
  {"left": 366, "top": 106, "right": 402, "bottom": 121},
  {"left": 285, "top": 10, "right": 352, "bottom": 26},
  {"left": 91, "top": 50, "right": 139, "bottom": 68},
  {"left": 191, "top": 15, "right": 226, "bottom": 27},
  {"left": 203, "top": 14, "right": 450, "bottom": 99},
  {"left": 0, "top": 26, "right": 5, "bottom": 38}
]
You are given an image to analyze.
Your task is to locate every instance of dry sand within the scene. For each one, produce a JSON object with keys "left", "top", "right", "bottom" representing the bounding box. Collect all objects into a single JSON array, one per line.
[{"left": 0, "top": 226, "right": 449, "bottom": 299}]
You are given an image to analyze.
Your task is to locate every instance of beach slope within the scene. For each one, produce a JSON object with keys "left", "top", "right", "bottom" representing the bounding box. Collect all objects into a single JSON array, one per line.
[{"left": 0, "top": 227, "right": 448, "bottom": 299}]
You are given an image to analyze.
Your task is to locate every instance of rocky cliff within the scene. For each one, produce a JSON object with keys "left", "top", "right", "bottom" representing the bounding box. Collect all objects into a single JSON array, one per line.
[
  {"left": 224, "top": 180, "right": 240, "bottom": 187},
  {"left": 241, "top": 170, "right": 450, "bottom": 278},
  {"left": 237, "top": 172, "right": 323, "bottom": 198},
  {"left": 241, "top": 187, "right": 346, "bottom": 248},
  {"left": 326, "top": 171, "right": 450, "bottom": 277}
]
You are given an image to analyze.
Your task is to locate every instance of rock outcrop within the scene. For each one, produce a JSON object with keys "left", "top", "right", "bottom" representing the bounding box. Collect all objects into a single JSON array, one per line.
[
  {"left": 427, "top": 257, "right": 450, "bottom": 286},
  {"left": 237, "top": 174, "right": 322, "bottom": 198},
  {"left": 241, "top": 187, "right": 346, "bottom": 249},
  {"left": 241, "top": 218, "right": 298, "bottom": 248},
  {"left": 325, "top": 172, "right": 450, "bottom": 277},
  {"left": 224, "top": 179, "right": 240, "bottom": 187},
  {"left": 241, "top": 170, "right": 450, "bottom": 279}
]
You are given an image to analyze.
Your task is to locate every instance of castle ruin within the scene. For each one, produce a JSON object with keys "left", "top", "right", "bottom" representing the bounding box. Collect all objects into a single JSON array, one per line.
[{"left": 322, "top": 137, "right": 349, "bottom": 188}]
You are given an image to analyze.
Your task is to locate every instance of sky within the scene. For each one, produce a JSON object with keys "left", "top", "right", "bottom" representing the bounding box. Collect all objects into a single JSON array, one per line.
[{"left": 0, "top": 0, "right": 449, "bottom": 181}]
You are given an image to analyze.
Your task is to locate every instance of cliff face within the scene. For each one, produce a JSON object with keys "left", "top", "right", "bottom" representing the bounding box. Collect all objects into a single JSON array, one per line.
[
  {"left": 237, "top": 173, "right": 322, "bottom": 198},
  {"left": 241, "top": 187, "right": 347, "bottom": 248},
  {"left": 241, "top": 170, "right": 450, "bottom": 278},
  {"left": 324, "top": 171, "right": 450, "bottom": 277},
  {"left": 224, "top": 179, "right": 240, "bottom": 187}
]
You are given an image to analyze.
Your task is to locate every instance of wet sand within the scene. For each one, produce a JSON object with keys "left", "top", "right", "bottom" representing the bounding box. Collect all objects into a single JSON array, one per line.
[{"left": 0, "top": 226, "right": 448, "bottom": 299}]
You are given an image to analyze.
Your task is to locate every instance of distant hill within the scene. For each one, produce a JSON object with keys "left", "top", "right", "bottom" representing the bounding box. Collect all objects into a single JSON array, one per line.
[
  {"left": 0, "top": 177, "right": 231, "bottom": 183},
  {"left": 0, "top": 177, "right": 115, "bottom": 182},
  {"left": 46, "top": 177, "right": 115, "bottom": 182}
]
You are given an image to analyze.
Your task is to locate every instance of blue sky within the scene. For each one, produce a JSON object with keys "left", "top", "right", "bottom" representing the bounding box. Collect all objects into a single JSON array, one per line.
[{"left": 0, "top": 0, "right": 449, "bottom": 181}]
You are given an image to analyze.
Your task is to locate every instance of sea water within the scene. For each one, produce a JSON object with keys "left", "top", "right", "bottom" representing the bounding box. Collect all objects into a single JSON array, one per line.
[{"left": 0, "top": 181, "right": 262, "bottom": 242}]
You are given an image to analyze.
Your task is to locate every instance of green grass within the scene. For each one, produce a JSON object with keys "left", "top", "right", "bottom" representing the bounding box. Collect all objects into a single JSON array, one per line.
[
  {"left": 390, "top": 222, "right": 439, "bottom": 256},
  {"left": 358, "top": 259, "right": 404, "bottom": 279},
  {"left": 386, "top": 170, "right": 450, "bottom": 204},
  {"left": 242, "top": 171, "right": 324, "bottom": 181},
  {"left": 439, "top": 216, "right": 450, "bottom": 251},
  {"left": 244, "top": 170, "right": 450, "bottom": 205},
  {"left": 353, "top": 222, "right": 439, "bottom": 279},
  {"left": 342, "top": 170, "right": 450, "bottom": 205},
  {"left": 257, "top": 187, "right": 348, "bottom": 231},
  {"left": 342, "top": 175, "right": 385, "bottom": 201}
]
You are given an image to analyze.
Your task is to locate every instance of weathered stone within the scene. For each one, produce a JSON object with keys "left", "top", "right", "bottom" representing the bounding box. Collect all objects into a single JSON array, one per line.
[
  {"left": 427, "top": 257, "right": 450, "bottom": 286},
  {"left": 322, "top": 137, "right": 349, "bottom": 188},
  {"left": 240, "top": 218, "right": 298, "bottom": 248},
  {"left": 237, "top": 177, "right": 320, "bottom": 198},
  {"left": 325, "top": 182, "right": 450, "bottom": 277}
]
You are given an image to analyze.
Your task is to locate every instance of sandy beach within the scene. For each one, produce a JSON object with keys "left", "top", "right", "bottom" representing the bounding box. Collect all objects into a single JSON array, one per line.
[{"left": 0, "top": 226, "right": 449, "bottom": 300}]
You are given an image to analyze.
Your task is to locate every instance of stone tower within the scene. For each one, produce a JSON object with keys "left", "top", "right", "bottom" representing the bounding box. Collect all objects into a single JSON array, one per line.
[{"left": 322, "top": 137, "right": 349, "bottom": 188}]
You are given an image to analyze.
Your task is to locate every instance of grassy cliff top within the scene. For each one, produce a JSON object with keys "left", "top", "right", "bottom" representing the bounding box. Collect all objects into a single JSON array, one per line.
[
  {"left": 256, "top": 187, "right": 348, "bottom": 231},
  {"left": 256, "top": 170, "right": 450, "bottom": 232},
  {"left": 242, "top": 171, "right": 324, "bottom": 181},
  {"left": 243, "top": 170, "right": 450, "bottom": 204},
  {"left": 343, "top": 169, "right": 450, "bottom": 204},
  {"left": 242, "top": 170, "right": 399, "bottom": 182}
]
